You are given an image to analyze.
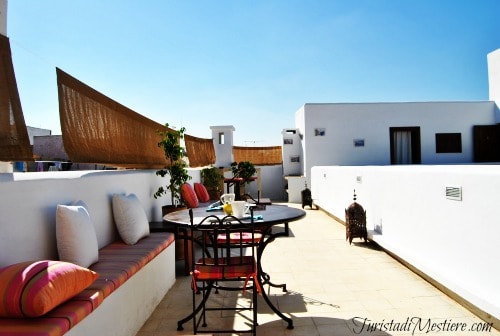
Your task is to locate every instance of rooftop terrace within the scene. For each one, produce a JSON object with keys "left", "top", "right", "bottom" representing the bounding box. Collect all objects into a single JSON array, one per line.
[{"left": 136, "top": 204, "right": 498, "bottom": 336}]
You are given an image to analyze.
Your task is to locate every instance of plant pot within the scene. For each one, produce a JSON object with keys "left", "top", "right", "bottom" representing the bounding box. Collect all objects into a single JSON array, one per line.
[
  {"left": 208, "top": 189, "right": 221, "bottom": 201},
  {"left": 161, "top": 204, "right": 187, "bottom": 217},
  {"left": 161, "top": 205, "right": 187, "bottom": 260}
]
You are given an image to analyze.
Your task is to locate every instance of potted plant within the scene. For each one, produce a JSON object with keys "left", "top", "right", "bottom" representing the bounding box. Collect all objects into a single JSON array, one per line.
[
  {"left": 154, "top": 123, "right": 191, "bottom": 215},
  {"left": 230, "top": 161, "right": 256, "bottom": 199},
  {"left": 201, "top": 166, "right": 223, "bottom": 200}
]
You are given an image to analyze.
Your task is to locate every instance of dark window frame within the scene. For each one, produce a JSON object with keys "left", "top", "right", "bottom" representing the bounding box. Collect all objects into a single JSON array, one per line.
[{"left": 435, "top": 133, "right": 462, "bottom": 153}]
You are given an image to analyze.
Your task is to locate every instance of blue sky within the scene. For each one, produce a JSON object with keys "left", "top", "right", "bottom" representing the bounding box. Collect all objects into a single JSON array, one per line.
[{"left": 7, "top": 1, "right": 500, "bottom": 146}]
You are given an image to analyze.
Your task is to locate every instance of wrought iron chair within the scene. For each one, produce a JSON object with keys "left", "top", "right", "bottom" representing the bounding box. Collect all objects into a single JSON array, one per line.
[{"left": 181, "top": 208, "right": 260, "bottom": 335}]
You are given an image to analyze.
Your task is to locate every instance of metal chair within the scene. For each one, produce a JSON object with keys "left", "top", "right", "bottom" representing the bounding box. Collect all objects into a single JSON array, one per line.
[{"left": 181, "top": 208, "right": 259, "bottom": 335}]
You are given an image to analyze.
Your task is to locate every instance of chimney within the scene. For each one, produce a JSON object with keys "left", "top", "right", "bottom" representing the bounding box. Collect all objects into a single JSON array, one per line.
[
  {"left": 210, "top": 125, "right": 235, "bottom": 168},
  {"left": 487, "top": 49, "right": 500, "bottom": 103}
]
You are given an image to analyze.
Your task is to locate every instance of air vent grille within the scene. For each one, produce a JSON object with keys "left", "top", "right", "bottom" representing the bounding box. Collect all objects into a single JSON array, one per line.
[{"left": 446, "top": 186, "right": 462, "bottom": 201}]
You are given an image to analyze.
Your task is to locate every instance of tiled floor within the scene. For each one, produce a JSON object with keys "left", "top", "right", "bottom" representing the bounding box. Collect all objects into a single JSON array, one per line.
[{"left": 136, "top": 204, "right": 498, "bottom": 336}]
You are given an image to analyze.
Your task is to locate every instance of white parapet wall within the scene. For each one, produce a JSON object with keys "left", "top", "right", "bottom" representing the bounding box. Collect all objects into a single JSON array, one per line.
[
  {"left": 0, "top": 169, "right": 191, "bottom": 266},
  {"left": 311, "top": 165, "right": 500, "bottom": 322}
]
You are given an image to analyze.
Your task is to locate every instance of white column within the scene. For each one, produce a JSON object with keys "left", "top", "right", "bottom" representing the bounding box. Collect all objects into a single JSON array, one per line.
[
  {"left": 210, "top": 125, "right": 235, "bottom": 168},
  {"left": 487, "top": 49, "right": 500, "bottom": 103}
]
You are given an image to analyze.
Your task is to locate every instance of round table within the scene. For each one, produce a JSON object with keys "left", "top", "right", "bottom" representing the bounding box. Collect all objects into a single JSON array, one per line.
[
  {"left": 163, "top": 204, "right": 306, "bottom": 330},
  {"left": 164, "top": 203, "right": 305, "bottom": 228}
]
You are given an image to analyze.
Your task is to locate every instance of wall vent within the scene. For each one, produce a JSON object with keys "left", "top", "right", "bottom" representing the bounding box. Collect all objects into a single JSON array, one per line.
[{"left": 446, "top": 186, "right": 462, "bottom": 201}]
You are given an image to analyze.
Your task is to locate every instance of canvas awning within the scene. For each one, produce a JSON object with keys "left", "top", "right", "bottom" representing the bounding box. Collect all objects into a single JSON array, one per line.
[
  {"left": 57, "top": 68, "right": 168, "bottom": 168},
  {"left": 0, "top": 34, "right": 33, "bottom": 162},
  {"left": 233, "top": 146, "right": 282, "bottom": 165},
  {"left": 184, "top": 134, "right": 215, "bottom": 168}
]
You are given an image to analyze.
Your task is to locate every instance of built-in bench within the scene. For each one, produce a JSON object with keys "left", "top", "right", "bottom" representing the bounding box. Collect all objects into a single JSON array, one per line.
[
  {"left": 0, "top": 170, "right": 178, "bottom": 336},
  {"left": 0, "top": 232, "right": 174, "bottom": 336}
]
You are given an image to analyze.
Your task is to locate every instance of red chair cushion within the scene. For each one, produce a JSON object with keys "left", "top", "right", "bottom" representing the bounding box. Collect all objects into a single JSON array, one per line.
[
  {"left": 181, "top": 183, "right": 199, "bottom": 208},
  {"left": 194, "top": 183, "right": 210, "bottom": 203},
  {"left": 217, "top": 232, "right": 263, "bottom": 244},
  {"left": 193, "top": 256, "right": 256, "bottom": 280}
]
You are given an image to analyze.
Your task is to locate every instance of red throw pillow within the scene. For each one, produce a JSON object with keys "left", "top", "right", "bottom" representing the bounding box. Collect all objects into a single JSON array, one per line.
[
  {"left": 194, "top": 183, "right": 210, "bottom": 203},
  {"left": 181, "top": 183, "right": 199, "bottom": 208},
  {"left": 0, "top": 260, "right": 98, "bottom": 317}
]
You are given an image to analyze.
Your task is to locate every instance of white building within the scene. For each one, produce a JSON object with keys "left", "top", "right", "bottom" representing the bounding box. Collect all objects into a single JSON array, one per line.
[
  {"left": 285, "top": 49, "right": 500, "bottom": 192},
  {"left": 285, "top": 49, "right": 500, "bottom": 324}
]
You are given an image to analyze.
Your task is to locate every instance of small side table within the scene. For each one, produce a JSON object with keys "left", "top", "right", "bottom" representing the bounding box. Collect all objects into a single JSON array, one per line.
[{"left": 223, "top": 177, "right": 258, "bottom": 200}]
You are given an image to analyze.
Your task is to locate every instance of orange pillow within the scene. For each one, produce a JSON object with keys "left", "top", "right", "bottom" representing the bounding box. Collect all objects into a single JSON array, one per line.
[
  {"left": 0, "top": 260, "right": 98, "bottom": 317},
  {"left": 181, "top": 183, "right": 199, "bottom": 208},
  {"left": 194, "top": 183, "right": 210, "bottom": 203}
]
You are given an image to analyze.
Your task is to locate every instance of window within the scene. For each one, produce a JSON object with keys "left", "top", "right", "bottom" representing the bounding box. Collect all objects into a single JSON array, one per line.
[
  {"left": 353, "top": 139, "right": 365, "bottom": 147},
  {"left": 218, "top": 132, "right": 225, "bottom": 145},
  {"left": 314, "top": 128, "right": 325, "bottom": 136},
  {"left": 435, "top": 133, "right": 462, "bottom": 153}
]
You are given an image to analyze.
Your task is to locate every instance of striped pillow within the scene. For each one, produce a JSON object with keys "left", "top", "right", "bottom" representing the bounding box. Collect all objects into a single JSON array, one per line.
[
  {"left": 194, "top": 183, "right": 210, "bottom": 203},
  {"left": 0, "top": 260, "right": 98, "bottom": 317},
  {"left": 181, "top": 183, "right": 199, "bottom": 208}
]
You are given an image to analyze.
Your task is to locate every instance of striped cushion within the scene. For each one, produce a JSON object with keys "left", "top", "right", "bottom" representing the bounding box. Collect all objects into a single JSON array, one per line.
[
  {"left": 194, "top": 256, "right": 256, "bottom": 280},
  {"left": 0, "top": 317, "right": 70, "bottom": 335},
  {"left": 217, "top": 232, "right": 263, "bottom": 244},
  {"left": 194, "top": 182, "right": 210, "bottom": 202},
  {"left": 181, "top": 183, "right": 199, "bottom": 208},
  {"left": 45, "top": 299, "right": 93, "bottom": 329},
  {"left": 0, "top": 260, "right": 98, "bottom": 317}
]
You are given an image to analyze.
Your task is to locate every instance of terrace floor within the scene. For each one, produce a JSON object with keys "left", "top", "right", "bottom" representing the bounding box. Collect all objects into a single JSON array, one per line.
[{"left": 136, "top": 203, "right": 498, "bottom": 336}]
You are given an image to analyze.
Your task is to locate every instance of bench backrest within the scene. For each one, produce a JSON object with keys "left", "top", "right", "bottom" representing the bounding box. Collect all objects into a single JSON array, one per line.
[{"left": 0, "top": 170, "right": 165, "bottom": 267}]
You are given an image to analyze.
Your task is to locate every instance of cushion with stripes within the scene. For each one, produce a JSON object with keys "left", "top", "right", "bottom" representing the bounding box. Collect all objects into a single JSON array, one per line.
[
  {"left": 181, "top": 183, "right": 199, "bottom": 208},
  {"left": 0, "top": 260, "right": 98, "bottom": 317},
  {"left": 194, "top": 182, "right": 210, "bottom": 203}
]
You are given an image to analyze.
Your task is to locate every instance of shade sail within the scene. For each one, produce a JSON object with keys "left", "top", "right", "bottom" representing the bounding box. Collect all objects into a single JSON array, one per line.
[
  {"left": 0, "top": 34, "right": 34, "bottom": 162},
  {"left": 233, "top": 146, "right": 282, "bottom": 165},
  {"left": 184, "top": 134, "right": 215, "bottom": 167},
  {"left": 57, "top": 68, "right": 168, "bottom": 168}
]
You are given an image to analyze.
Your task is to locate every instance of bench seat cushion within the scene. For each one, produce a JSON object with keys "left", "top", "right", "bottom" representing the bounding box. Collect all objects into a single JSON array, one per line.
[
  {"left": 44, "top": 300, "right": 94, "bottom": 329},
  {"left": 0, "top": 318, "right": 70, "bottom": 336},
  {"left": 0, "top": 232, "right": 175, "bottom": 336}
]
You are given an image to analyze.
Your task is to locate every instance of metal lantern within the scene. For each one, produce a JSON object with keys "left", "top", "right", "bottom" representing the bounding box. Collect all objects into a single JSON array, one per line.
[{"left": 345, "top": 190, "right": 367, "bottom": 244}]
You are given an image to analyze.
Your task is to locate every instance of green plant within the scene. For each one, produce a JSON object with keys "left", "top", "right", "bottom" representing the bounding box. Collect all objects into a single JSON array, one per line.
[
  {"left": 154, "top": 123, "right": 191, "bottom": 206},
  {"left": 201, "top": 167, "right": 223, "bottom": 191},
  {"left": 230, "top": 161, "right": 256, "bottom": 184}
]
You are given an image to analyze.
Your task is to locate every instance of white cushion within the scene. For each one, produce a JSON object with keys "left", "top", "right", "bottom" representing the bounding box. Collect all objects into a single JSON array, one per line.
[
  {"left": 112, "top": 193, "right": 150, "bottom": 245},
  {"left": 56, "top": 201, "right": 99, "bottom": 268}
]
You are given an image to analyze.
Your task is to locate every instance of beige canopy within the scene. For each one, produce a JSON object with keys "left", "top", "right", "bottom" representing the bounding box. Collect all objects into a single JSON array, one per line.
[{"left": 0, "top": 35, "right": 33, "bottom": 162}]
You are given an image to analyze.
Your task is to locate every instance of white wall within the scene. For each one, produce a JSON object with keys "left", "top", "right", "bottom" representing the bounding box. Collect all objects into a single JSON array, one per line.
[
  {"left": 0, "top": 169, "right": 190, "bottom": 267},
  {"left": 296, "top": 102, "right": 498, "bottom": 186},
  {"left": 220, "top": 165, "right": 285, "bottom": 201},
  {"left": 256, "top": 164, "right": 285, "bottom": 200},
  {"left": 311, "top": 164, "right": 500, "bottom": 321}
]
